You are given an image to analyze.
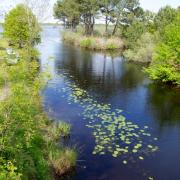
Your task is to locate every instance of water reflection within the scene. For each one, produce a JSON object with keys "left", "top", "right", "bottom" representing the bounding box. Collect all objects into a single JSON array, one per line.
[
  {"left": 40, "top": 26, "right": 180, "bottom": 180},
  {"left": 56, "top": 44, "right": 146, "bottom": 98},
  {"left": 147, "top": 84, "right": 180, "bottom": 126}
]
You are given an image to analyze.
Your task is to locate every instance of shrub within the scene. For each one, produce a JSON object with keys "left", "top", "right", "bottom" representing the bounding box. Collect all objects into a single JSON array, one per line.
[
  {"left": 62, "top": 31, "right": 81, "bottom": 46},
  {"left": 154, "top": 6, "right": 178, "bottom": 33},
  {"left": 146, "top": 11, "right": 180, "bottom": 85},
  {"left": 106, "top": 38, "right": 123, "bottom": 50},
  {"left": 123, "top": 20, "right": 146, "bottom": 48},
  {"left": 124, "top": 32, "right": 156, "bottom": 62},
  {"left": 80, "top": 38, "right": 93, "bottom": 48}
]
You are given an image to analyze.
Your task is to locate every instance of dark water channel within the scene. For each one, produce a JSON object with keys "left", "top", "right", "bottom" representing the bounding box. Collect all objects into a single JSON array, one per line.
[{"left": 39, "top": 26, "right": 180, "bottom": 180}]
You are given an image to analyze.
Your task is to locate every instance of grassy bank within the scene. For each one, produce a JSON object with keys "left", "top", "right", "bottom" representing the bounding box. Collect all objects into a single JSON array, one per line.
[
  {"left": 0, "top": 38, "right": 77, "bottom": 179},
  {"left": 62, "top": 31, "right": 124, "bottom": 51}
]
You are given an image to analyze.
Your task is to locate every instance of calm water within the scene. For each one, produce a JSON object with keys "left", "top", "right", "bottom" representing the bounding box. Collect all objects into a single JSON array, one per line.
[{"left": 39, "top": 26, "right": 180, "bottom": 180}]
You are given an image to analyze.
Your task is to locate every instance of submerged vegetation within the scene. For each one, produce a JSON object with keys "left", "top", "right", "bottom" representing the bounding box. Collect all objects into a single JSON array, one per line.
[{"left": 0, "top": 4, "right": 76, "bottom": 179}]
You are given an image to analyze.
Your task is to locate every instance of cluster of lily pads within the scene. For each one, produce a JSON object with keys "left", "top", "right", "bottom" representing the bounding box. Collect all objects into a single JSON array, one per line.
[{"left": 56, "top": 74, "right": 159, "bottom": 164}]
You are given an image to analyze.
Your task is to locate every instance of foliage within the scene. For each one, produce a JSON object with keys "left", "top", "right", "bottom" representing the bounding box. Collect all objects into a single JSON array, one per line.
[
  {"left": 80, "top": 38, "right": 93, "bottom": 48},
  {"left": 146, "top": 11, "right": 180, "bottom": 85},
  {"left": 54, "top": 0, "right": 100, "bottom": 35},
  {"left": 78, "top": 0, "right": 101, "bottom": 35},
  {"left": 124, "top": 32, "right": 156, "bottom": 62},
  {"left": 0, "top": 52, "right": 50, "bottom": 178},
  {"left": 54, "top": 0, "right": 143, "bottom": 35},
  {"left": 123, "top": 20, "right": 146, "bottom": 48},
  {"left": 154, "top": 6, "right": 178, "bottom": 33},
  {"left": 3, "top": 4, "right": 41, "bottom": 48},
  {"left": 54, "top": 0, "right": 80, "bottom": 29},
  {"left": 99, "top": 0, "right": 116, "bottom": 34},
  {"left": 111, "top": 0, "right": 142, "bottom": 35},
  {"left": 0, "top": 39, "right": 76, "bottom": 179}
]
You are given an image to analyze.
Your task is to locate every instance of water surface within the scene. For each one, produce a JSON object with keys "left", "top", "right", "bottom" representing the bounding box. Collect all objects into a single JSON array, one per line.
[{"left": 39, "top": 26, "right": 180, "bottom": 180}]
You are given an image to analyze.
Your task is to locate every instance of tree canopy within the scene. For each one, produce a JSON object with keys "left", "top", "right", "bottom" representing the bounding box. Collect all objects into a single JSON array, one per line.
[
  {"left": 54, "top": 0, "right": 141, "bottom": 35},
  {"left": 147, "top": 9, "right": 180, "bottom": 85},
  {"left": 4, "top": 4, "right": 41, "bottom": 48}
]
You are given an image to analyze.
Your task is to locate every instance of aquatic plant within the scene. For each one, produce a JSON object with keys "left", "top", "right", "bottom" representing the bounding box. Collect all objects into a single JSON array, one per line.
[
  {"left": 57, "top": 73, "right": 159, "bottom": 165},
  {"left": 58, "top": 122, "right": 71, "bottom": 137},
  {"left": 44, "top": 121, "right": 71, "bottom": 141},
  {"left": 49, "top": 146, "right": 77, "bottom": 176}
]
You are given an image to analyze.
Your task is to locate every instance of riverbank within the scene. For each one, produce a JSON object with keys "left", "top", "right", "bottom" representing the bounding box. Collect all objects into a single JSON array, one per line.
[
  {"left": 0, "top": 38, "right": 77, "bottom": 179},
  {"left": 62, "top": 31, "right": 125, "bottom": 51}
]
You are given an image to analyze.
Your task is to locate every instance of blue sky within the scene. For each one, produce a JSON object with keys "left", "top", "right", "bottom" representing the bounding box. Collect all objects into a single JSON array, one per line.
[{"left": 0, "top": 0, "right": 179, "bottom": 22}]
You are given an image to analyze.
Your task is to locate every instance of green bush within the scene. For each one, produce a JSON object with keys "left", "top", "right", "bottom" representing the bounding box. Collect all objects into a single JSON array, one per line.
[
  {"left": 123, "top": 20, "right": 146, "bottom": 48},
  {"left": 124, "top": 32, "right": 156, "bottom": 62},
  {"left": 3, "top": 4, "right": 41, "bottom": 48},
  {"left": 146, "top": 11, "right": 180, "bottom": 85},
  {"left": 106, "top": 43, "right": 118, "bottom": 50},
  {"left": 80, "top": 38, "right": 93, "bottom": 48}
]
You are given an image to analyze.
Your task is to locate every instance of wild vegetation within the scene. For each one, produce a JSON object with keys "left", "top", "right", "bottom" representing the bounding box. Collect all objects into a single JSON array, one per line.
[
  {"left": 54, "top": 0, "right": 180, "bottom": 85},
  {"left": 0, "top": 4, "right": 76, "bottom": 179},
  {"left": 146, "top": 9, "right": 180, "bottom": 85},
  {"left": 3, "top": 4, "right": 41, "bottom": 48},
  {"left": 62, "top": 31, "right": 124, "bottom": 50}
]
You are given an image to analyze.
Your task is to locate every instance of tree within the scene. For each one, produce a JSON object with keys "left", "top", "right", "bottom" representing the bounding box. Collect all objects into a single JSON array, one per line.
[
  {"left": 146, "top": 10, "right": 180, "bottom": 85},
  {"left": 23, "top": 0, "right": 51, "bottom": 22},
  {"left": 112, "top": 0, "right": 141, "bottom": 35},
  {"left": 154, "top": 6, "right": 177, "bottom": 33},
  {"left": 78, "top": 0, "right": 100, "bottom": 35},
  {"left": 54, "top": 0, "right": 80, "bottom": 30},
  {"left": 3, "top": 4, "right": 41, "bottom": 48},
  {"left": 142, "top": 10, "right": 156, "bottom": 33},
  {"left": 54, "top": 0, "right": 100, "bottom": 35},
  {"left": 99, "top": 0, "right": 115, "bottom": 34}
]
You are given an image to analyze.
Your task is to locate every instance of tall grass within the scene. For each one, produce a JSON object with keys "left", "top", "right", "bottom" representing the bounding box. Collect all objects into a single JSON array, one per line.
[
  {"left": 49, "top": 146, "right": 77, "bottom": 176},
  {"left": 62, "top": 31, "right": 124, "bottom": 51},
  {"left": 0, "top": 38, "right": 77, "bottom": 179}
]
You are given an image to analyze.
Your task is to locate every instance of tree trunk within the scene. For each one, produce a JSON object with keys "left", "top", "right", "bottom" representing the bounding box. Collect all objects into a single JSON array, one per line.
[
  {"left": 84, "top": 16, "right": 94, "bottom": 36},
  {"left": 112, "top": 12, "right": 121, "bottom": 36},
  {"left": 112, "top": 19, "right": 118, "bottom": 36},
  {"left": 105, "top": 15, "right": 108, "bottom": 34}
]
